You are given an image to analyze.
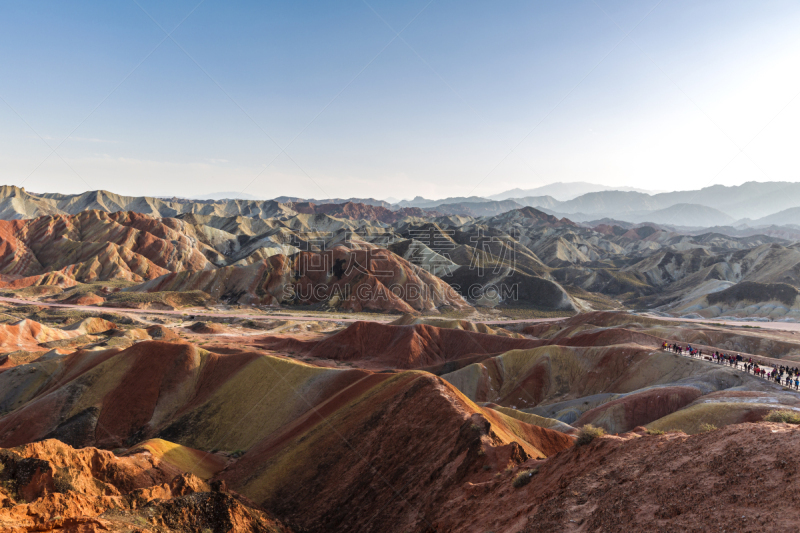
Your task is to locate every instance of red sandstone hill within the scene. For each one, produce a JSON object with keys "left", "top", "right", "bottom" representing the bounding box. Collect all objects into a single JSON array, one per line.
[
  {"left": 0, "top": 338, "right": 575, "bottom": 532},
  {"left": 0, "top": 341, "right": 269, "bottom": 449},
  {"left": 256, "top": 320, "right": 540, "bottom": 369},
  {"left": 255, "top": 318, "right": 676, "bottom": 371},
  {"left": 219, "top": 373, "right": 574, "bottom": 533},
  {"left": 0, "top": 338, "right": 564, "bottom": 459},
  {"left": 2, "top": 310, "right": 800, "bottom": 531},
  {"left": 377, "top": 422, "right": 800, "bottom": 532},
  {"left": 0, "top": 438, "right": 291, "bottom": 532},
  {"left": 0, "top": 210, "right": 470, "bottom": 312},
  {"left": 0, "top": 316, "right": 114, "bottom": 356},
  {"left": 134, "top": 245, "right": 470, "bottom": 312},
  {"left": 6, "top": 411, "right": 800, "bottom": 531},
  {"left": 0, "top": 210, "right": 210, "bottom": 288}
]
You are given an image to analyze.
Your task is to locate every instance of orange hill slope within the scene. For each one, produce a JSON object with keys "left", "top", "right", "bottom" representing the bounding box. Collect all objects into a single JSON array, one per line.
[
  {"left": 0, "top": 438, "right": 290, "bottom": 532},
  {"left": 219, "top": 372, "right": 573, "bottom": 533},
  {"left": 3, "top": 314, "right": 800, "bottom": 531},
  {"left": 0, "top": 210, "right": 210, "bottom": 287},
  {"left": 0, "top": 316, "right": 113, "bottom": 353},
  {"left": 0, "top": 339, "right": 574, "bottom": 533},
  {"left": 1, "top": 313, "right": 789, "bottom": 444},
  {"left": 133, "top": 245, "right": 470, "bottom": 312},
  {"left": 0, "top": 340, "right": 332, "bottom": 450},
  {"left": 5, "top": 372, "right": 800, "bottom": 532},
  {"left": 129, "top": 438, "right": 227, "bottom": 480},
  {"left": 254, "top": 319, "right": 678, "bottom": 370},
  {"left": 255, "top": 320, "right": 541, "bottom": 369},
  {"left": 0, "top": 339, "right": 565, "bottom": 459},
  {"left": 0, "top": 317, "right": 115, "bottom": 369}
]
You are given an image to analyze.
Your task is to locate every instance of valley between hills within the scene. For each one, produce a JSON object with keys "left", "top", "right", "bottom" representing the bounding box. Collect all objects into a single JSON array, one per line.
[{"left": 2, "top": 184, "right": 800, "bottom": 531}]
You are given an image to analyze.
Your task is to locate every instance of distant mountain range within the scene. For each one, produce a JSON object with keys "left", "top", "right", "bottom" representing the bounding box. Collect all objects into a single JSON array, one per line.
[
  {"left": 8, "top": 181, "right": 800, "bottom": 232},
  {"left": 745, "top": 207, "right": 800, "bottom": 227},
  {"left": 173, "top": 181, "right": 800, "bottom": 227},
  {"left": 0, "top": 186, "right": 424, "bottom": 224},
  {"left": 379, "top": 181, "right": 800, "bottom": 228},
  {"left": 488, "top": 182, "right": 662, "bottom": 201},
  {"left": 544, "top": 182, "right": 800, "bottom": 220},
  {"left": 395, "top": 196, "right": 491, "bottom": 209}
]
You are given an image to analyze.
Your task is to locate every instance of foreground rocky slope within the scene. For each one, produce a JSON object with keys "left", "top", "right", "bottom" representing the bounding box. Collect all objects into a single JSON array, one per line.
[
  {"left": 440, "top": 422, "right": 800, "bottom": 532},
  {"left": 0, "top": 438, "right": 290, "bottom": 532},
  {"left": 221, "top": 373, "right": 574, "bottom": 532},
  {"left": 7, "top": 421, "right": 800, "bottom": 531},
  {"left": 0, "top": 304, "right": 800, "bottom": 530}
]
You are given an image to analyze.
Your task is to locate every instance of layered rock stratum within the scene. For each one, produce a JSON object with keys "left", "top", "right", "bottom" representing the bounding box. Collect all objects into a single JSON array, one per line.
[{"left": 7, "top": 185, "right": 800, "bottom": 316}]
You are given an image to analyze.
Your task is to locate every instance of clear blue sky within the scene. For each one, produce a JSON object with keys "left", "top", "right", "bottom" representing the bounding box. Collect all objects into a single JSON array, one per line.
[{"left": 1, "top": 0, "right": 799, "bottom": 200}]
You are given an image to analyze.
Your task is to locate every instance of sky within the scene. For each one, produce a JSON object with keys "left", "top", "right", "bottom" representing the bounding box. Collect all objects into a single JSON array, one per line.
[{"left": 1, "top": 0, "right": 799, "bottom": 201}]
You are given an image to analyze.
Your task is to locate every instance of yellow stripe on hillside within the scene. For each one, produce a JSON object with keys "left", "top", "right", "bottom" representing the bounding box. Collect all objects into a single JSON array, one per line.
[{"left": 133, "top": 438, "right": 225, "bottom": 479}]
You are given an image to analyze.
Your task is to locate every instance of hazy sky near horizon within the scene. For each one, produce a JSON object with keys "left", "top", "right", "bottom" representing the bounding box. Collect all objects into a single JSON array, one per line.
[{"left": 1, "top": 0, "right": 799, "bottom": 201}]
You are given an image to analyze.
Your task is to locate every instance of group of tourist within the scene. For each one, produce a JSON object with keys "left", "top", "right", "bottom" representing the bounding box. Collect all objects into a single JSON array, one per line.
[{"left": 662, "top": 342, "right": 800, "bottom": 390}]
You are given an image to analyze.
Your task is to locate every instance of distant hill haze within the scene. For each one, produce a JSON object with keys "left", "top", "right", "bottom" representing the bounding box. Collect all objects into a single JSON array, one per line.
[
  {"left": 389, "top": 181, "right": 800, "bottom": 225},
  {"left": 509, "top": 182, "right": 800, "bottom": 222},
  {"left": 8, "top": 181, "right": 800, "bottom": 229},
  {"left": 395, "top": 195, "right": 492, "bottom": 209},
  {"left": 488, "top": 182, "right": 662, "bottom": 201}
]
